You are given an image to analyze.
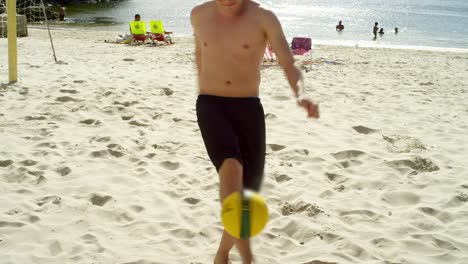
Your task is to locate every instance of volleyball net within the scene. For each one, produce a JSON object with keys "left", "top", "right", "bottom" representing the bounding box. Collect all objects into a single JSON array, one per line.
[{"left": 2, "top": 0, "right": 59, "bottom": 83}]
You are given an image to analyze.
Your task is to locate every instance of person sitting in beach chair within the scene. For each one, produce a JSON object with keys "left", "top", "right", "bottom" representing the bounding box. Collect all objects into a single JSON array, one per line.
[
  {"left": 263, "top": 42, "right": 277, "bottom": 63},
  {"left": 129, "top": 14, "right": 147, "bottom": 43},
  {"left": 148, "top": 20, "right": 174, "bottom": 44},
  {"left": 291, "top": 37, "right": 312, "bottom": 55}
]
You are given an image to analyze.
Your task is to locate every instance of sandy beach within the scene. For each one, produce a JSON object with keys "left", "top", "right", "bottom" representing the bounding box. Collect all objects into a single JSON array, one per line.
[{"left": 1, "top": 28, "right": 468, "bottom": 264}]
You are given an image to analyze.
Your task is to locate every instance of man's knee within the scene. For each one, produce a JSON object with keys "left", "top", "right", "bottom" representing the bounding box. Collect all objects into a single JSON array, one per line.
[
  {"left": 219, "top": 157, "right": 243, "bottom": 173},
  {"left": 218, "top": 158, "right": 243, "bottom": 202}
]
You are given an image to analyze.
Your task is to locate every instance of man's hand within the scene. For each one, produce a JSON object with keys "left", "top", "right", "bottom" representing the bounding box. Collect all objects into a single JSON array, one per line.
[{"left": 297, "top": 97, "right": 320, "bottom": 119}]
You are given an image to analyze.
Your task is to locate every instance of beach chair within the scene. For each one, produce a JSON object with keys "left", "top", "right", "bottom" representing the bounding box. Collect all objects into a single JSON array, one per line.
[
  {"left": 148, "top": 20, "right": 174, "bottom": 44},
  {"left": 291, "top": 37, "right": 312, "bottom": 55},
  {"left": 130, "top": 21, "right": 148, "bottom": 43},
  {"left": 263, "top": 44, "right": 277, "bottom": 64}
]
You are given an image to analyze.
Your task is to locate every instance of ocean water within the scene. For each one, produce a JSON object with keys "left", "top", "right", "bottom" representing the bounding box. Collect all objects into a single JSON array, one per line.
[{"left": 64, "top": 0, "right": 468, "bottom": 50}]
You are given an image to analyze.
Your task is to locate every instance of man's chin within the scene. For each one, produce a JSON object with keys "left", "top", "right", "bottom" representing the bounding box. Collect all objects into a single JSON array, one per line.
[{"left": 220, "top": 7, "right": 243, "bottom": 16}]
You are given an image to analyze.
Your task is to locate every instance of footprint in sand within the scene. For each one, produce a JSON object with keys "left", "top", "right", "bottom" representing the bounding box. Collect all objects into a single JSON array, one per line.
[
  {"left": 419, "top": 82, "right": 434, "bottom": 86},
  {"left": 90, "top": 150, "right": 108, "bottom": 158},
  {"left": 381, "top": 191, "right": 420, "bottom": 206},
  {"left": 35, "top": 142, "right": 57, "bottom": 148},
  {"left": 19, "top": 88, "right": 29, "bottom": 95},
  {"left": 129, "top": 205, "right": 145, "bottom": 213},
  {"left": 281, "top": 201, "right": 324, "bottom": 217},
  {"left": 336, "top": 159, "right": 364, "bottom": 169},
  {"left": 56, "top": 96, "right": 79, "bottom": 103},
  {"left": 89, "top": 148, "right": 124, "bottom": 158},
  {"left": 184, "top": 197, "right": 201, "bottom": 205},
  {"left": 303, "top": 260, "right": 338, "bottom": 264},
  {"left": 33, "top": 175, "right": 47, "bottom": 186},
  {"left": 456, "top": 192, "right": 468, "bottom": 202},
  {"left": 267, "top": 144, "right": 286, "bottom": 152},
  {"left": 385, "top": 156, "right": 439, "bottom": 174},
  {"left": 331, "top": 150, "right": 367, "bottom": 160},
  {"left": 369, "top": 237, "right": 399, "bottom": 260},
  {"left": 152, "top": 112, "right": 171, "bottom": 120},
  {"left": 107, "top": 143, "right": 125, "bottom": 150},
  {"left": 19, "top": 159, "right": 38, "bottom": 166},
  {"left": 265, "top": 113, "right": 277, "bottom": 119},
  {"left": 108, "top": 149, "right": 125, "bottom": 158},
  {"left": 24, "top": 116, "right": 47, "bottom": 121},
  {"left": 339, "top": 209, "right": 382, "bottom": 221},
  {"left": 80, "top": 233, "right": 106, "bottom": 252},
  {"left": 159, "top": 87, "right": 174, "bottom": 96},
  {"left": 145, "top": 153, "right": 156, "bottom": 159},
  {"left": 81, "top": 233, "right": 96, "bottom": 242},
  {"left": 128, "top": 120, "right": 148, "bottom": 127},
  {"left": 35, "top": 195, "right": 62, "bottom": 206},
  {"left": 113, "top": 100, "right": 138, "bottom": 107},
  {"left": 121, "top": 115, "right": 134, "bottom": 121},
  {"left": 93, "top": 136, "right": 111, "bottom": 143},
  {"left": 324, "top": 172, "right": 349, "bottom": 185},
  {"left": 60, "top": 89, "right": 79, "bottom": 94},
  {"left": 0, "top": 160, "right": 14, "bottom": 167},
  {"left": 160, "top": 160, "right": 180, "bottom": 170},
  {"left": 352, "top": 125, "right": 379, "bottom": 134},
  {"left": 90, "top": 193, "right": 113, "bottom": 206},
  {"left": 418, "top": 207, "right": 454, "bottom": 223},
  {"left": 383, "top": 134, "right": 427, "bottom": 153},
  {"left": 411, "top": 234, "right": 458, "bottom": 251},
  {"left": 283, "top": 148, "right": 310, "bottom": 156},
  {"left": 445, "top": 192, "right": 468, "bottom": 207},
  {"left": 55, "top": 166, "right": 71, "bottom": 176},
  {"left": 26, "top": 214, "right": 41, "bottom": 223},
  {"left": 0, "top": 221, "right": 26, "bottom": 228},
  {"left": 49, "top": 240, "right": 63, "bottom": 256},
  {"left": 334, "top": 240, "right": 369, "bottom": 259},
  {"left": 273, "top": 173, "right": 292, "bottom": 183},
  {"left": 27, "top": 170, "right": 43, "bottom": 177},
  {"left": 80, "top": 119, "right": 102, "bottom": 126},
  {"left": 115, "top": 211, "right": 135, "bottom": 222},
  {"left": 28, "top": 64, "right": 41, "bottom": 69}
]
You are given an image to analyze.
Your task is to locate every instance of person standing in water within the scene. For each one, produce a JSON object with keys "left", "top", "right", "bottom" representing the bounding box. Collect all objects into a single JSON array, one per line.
[
  {"left": 373, "top": 22, "right": 379, "bottom": 39},
  {"left": 336, "top": 20, "right": 344, "bottom": 31}
]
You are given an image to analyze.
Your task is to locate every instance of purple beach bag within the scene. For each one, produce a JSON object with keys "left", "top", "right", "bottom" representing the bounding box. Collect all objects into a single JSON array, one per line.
[{"left": 291, "top": 37, "right": 312, "bottom": 55}]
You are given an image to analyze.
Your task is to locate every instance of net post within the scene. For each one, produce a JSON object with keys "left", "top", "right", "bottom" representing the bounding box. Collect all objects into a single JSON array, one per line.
[
  {"left": 7, "top": 0, "right": 18, "bottom": 83},
  {"left": 39, "top": 0, "right": 57, "bottom": 62}
]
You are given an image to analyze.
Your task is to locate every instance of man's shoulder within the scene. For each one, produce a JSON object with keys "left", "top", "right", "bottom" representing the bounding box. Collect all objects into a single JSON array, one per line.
[
  {"left": 255, "top": 4, "right": 279, "bottom": 25},
  {"left": 191, "top": 1, "right": 212, "bottom": 15},
  {"left": 191, "top": 2, "right": 213, "bottom": 25},
  {"left": 256, "top": 4, "right": 275, "bottom": 17}
]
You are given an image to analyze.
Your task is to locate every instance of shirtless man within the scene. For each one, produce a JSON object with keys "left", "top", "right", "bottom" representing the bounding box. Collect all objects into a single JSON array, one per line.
[
  {"left": 190, "top": 1, "right": 319, "bottom": 263},
  {"left": 373, "top": 22, "right": 379, "bottom": 39},
  {"left": 336, "top": 20, "right": 344, "bottom": 31}
]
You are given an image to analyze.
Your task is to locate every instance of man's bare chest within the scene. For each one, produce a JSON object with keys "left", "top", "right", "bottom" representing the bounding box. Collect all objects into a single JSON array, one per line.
[{"left": 197, "top": 19, "right": 265, "bottom": 55}]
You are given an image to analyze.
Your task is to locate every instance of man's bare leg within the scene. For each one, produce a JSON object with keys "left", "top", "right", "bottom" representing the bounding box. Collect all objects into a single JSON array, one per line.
[{"left": 214, "top": 158, "right": 254, "bottom": 264}]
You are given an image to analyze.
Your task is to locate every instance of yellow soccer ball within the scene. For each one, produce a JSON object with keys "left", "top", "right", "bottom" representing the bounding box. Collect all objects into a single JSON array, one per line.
[{"left": 221, "top": 190, "right": 269, "bottom": 239}]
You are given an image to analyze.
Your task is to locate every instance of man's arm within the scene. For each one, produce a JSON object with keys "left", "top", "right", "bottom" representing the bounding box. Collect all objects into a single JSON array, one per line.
[
  {"left": 190, "top": 7, "right": 202, "bottom": 78},
  {"left": 261, "top": 9, "right": 319, "bottom": 119},
  {"left": 261, "top": 9, "right": 304, "bottom": 98}
]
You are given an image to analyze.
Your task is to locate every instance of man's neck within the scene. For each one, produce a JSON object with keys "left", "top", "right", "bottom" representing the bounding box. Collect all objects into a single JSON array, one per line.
[{"left": 215, "top": 0, "right": 248, "bottom": 18}]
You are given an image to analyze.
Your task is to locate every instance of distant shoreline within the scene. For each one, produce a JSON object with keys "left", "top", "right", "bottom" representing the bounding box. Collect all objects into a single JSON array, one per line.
[{"left": 32, "top": 25, "right": 468, "bottom": 54}]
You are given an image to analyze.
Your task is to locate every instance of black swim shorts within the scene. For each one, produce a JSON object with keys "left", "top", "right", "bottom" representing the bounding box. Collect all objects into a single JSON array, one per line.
[{"left": 196, "top": 94, "right": 266, "bottom": 191}]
